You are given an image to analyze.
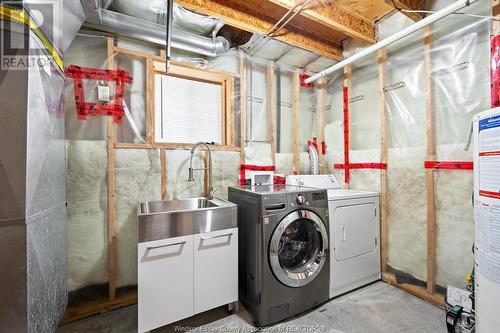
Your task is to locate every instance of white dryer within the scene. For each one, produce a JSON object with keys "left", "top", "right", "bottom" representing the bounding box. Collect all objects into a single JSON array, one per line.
[{"left": 286, "top": 175, "right": 381, "bottom": 298}]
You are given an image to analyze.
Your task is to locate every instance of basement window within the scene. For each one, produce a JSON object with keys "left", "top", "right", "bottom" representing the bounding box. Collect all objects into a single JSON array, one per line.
[{"left": 154, "top": 72, "right": 223, "bottom": 145}]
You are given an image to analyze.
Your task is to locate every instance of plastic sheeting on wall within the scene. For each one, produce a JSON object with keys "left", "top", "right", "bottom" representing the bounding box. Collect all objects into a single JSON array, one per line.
[
  {"left": 320, "top": 0, "right": 490, "bottom": 288},
  {"left": 64, "top": 34, "right": 245, "bottom": 292}
]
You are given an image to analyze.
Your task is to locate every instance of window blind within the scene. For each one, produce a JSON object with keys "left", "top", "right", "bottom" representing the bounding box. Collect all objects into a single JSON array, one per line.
[{"left": 154, "top": 73, "right": 222, "bottom": 144}]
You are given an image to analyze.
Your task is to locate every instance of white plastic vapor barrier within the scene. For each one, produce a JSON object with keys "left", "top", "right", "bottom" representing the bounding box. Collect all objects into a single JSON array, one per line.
[
  {"left": 305, "top": 0, "right": 479, "bottom": 84},
  {"left": 64, "top": 35, "right": 245, "bottom": 292},
  {"left": 321, "top": 0, "right": 490, "bottom": 288}
]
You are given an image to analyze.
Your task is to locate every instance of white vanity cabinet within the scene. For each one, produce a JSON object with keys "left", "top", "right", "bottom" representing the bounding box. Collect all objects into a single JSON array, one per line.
[
  {"left": 194, "top": 227, "right": 238, "bottom": 314},
  {"left": 138, "top": 228, "right": 238, "bottom": 333},
  {"left": 138, "top": 235, "right": 194, "bottom": 333}
]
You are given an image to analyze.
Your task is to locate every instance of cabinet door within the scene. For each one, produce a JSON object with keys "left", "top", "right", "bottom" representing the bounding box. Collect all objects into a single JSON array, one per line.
[
  {"left": 194, "top": 228, "right": 238, "bottom": 314},
  {"left": 138, "top": 235, "right": 194, "bottom": 332}
]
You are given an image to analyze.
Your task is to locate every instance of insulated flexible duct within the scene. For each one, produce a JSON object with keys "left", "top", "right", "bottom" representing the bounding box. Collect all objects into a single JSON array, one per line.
[
  {"left": 309, "top": 144, "right": 319, "bottom": 175},
  {"left": 84, "top": 8, "right": 229, "bottom": 57}
]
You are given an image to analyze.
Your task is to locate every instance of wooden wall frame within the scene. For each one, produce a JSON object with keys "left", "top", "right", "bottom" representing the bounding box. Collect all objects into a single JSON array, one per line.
[
  {"left": 292, "top": 71, "right": 301, "bottom": 174},
  {"left": 152, "top": 61, "right": 238, "bottom": 150},
  {"left": 378, "top": 49, "right": 389, "bottom": 274},
  {"left": 376, "top": 30, "right": 444, "bottom": 308},
  {"left": 316, "top": 77, "right": 327, "bottom": 174},
  {"left": 423, "top": 25, "right": 437, "bottom": 294},
  {"left": 63, "top": 40, "right": 243, "bottom": 323},
  {"left": 268, "top": 61, "right": 277, "bottom": 166},
  {"left": 239, "top": 55, "right": 247, "bottom": 165},
  {"left": 106, "top": 38, "right": 117, "bottom": 302}
]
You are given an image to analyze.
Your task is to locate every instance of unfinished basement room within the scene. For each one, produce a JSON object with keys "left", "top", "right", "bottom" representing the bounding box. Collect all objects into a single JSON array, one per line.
[{"left": 1, "top": 0, "right": 500, "bottom": 332}]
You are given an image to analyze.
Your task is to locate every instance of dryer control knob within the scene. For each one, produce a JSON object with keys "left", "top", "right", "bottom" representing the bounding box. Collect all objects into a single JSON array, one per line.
[{"left": 296, "top": 195, "right": 306, "bottom": 205}]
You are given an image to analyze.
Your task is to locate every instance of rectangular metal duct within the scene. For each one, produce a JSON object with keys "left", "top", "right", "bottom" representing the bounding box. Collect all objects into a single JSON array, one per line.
[
  {"left": 0, "top": 2, "right": 83, "bottom": 331},
  {"left": 18, "top": 0, "right": 85, "bottom": 54}
]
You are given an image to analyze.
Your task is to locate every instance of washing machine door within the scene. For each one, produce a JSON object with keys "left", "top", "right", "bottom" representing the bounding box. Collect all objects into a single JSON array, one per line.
[{"left": 269, "top": 210, "right": 328, "bottom": 288}]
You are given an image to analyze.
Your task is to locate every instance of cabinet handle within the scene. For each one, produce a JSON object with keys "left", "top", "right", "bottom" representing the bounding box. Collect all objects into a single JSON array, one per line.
[
  {"left": 341, "top": 226, "right": 346, "bottom": 242},
  {"left": 146, "top": 241, "right": 186, "bottom": 251},
  {"left": 201, "top": 232, "right": 233, "bottom": 240}
]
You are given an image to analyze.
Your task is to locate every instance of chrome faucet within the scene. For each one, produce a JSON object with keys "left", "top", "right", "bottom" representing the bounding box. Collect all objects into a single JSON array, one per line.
[{"left": 188, "top": 142, "right": 214, "bottom": 200}]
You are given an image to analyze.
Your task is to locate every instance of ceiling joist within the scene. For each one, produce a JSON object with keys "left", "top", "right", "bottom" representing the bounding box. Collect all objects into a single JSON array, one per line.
[
  {"left": 268, "top": 0, "right": 376, "bottom": 44},
  {"left": 176, "top": 0, "right": 344, "bottom": 60},
  {"left": 385, "top": 0, "right": 425, "bottom": 21},
  {"left": 175, "top": 0, "right": 427, "bottom": 60}
]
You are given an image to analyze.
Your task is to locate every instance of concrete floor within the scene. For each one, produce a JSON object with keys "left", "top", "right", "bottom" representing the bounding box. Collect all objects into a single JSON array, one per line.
[{"left": 57, "top": 282, "right": 446, "bottom": 333}]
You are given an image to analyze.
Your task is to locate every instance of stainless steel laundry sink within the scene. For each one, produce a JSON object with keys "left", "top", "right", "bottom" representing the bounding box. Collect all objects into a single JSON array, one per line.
[{"left": 137, "top": 197, "right": 237, "bottom": 242}]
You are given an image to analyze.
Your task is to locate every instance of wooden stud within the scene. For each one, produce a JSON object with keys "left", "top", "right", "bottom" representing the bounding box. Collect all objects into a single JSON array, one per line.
[
  {"left": 61, "top": 291, "right": 137, "bottom": 324},
  {"left": 382, "top": 272, "right": 444, "bottom": 308},
  {"left": 146, "top": 56, "right": 154, "bottom": 144},
  {"left": 106, "top": 37, "right": 117, "bottom": 301},
  {"left": 378, "top": 49, "right": 389, "bottom": 274},
  {"left": 153, "top": 61, "right": 233, "bottom": 84},
  {"left": 113, "top": 143, "right": 154, "bottom": 149},
  {"left": 494, "top": 0, "right": 500, "bottom": 35},
  {"left": 316, "top": 77, "right": 327, "bottom": 174},
  {"left": 239, "top": 56, "right": 247, "bottom": 165},
  {"left": 226, "top": 78, "right": 235, "bottom": 146},
  {"left": 343, "top": 66, "right": 352, "bottom": 186},
  {"left": 113, "top": 142, "right": 240, "bottom": 151},
  {"left": 161, "top": 148, "right": 167, "bottom": 200},
  {"left": 424, "top": 26, "right": 437, "bottom": 294},
  {"left": 204, "top": 151, "right": 209, "bottom": 197},
  {"left": 292, "top": 71, "right": 301, "bottom": 174},
  {"left": 268, "top": 61, "right": 277, "bottom": 166}
]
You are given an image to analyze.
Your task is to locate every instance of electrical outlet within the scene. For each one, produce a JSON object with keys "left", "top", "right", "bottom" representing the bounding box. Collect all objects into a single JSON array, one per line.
[{"left": 97, "top": 85, "right": 110, "bottom": 102}]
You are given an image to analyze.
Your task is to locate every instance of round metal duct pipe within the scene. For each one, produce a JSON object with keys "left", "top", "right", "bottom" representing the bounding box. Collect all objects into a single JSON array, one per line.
[{"left": 84, "top": 7, "right": 229, "bottom": 57}]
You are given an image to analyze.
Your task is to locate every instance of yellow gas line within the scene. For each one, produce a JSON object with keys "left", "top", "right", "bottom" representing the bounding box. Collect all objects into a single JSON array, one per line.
[{"left": 0, "top": 4, "right": 64, "bottom": 71}]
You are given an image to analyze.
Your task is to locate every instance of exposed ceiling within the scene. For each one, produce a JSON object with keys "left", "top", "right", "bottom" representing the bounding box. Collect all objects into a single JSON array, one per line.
[{"left": 174, "top": 0, "right": 427, "bottom": 61}]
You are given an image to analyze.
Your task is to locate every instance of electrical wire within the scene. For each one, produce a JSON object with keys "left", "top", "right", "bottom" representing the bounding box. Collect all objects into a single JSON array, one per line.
[{"left": 246, "top": 0, "right": 313, "bottom": 56}]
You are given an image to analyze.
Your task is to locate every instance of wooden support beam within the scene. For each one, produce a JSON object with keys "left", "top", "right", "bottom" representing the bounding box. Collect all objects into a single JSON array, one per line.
[
  {"left": 268, "top": 0, "right": 375, "bottom": 43},
  {"left": 61, "top": 291, "right": 137, "bottom": 325},
  {"left": 226, "top": 78, "right": 235, "bottom": 146},
  {"left": 146, "top": 56, "right": 154, "bottom": 144},
  {"left": 239, "top": 56, "right": 247, "bottom": 165},
  {"left": 423, "top": 26, "right": 437, "bottom": 294},
  {"left": 382, "top": 272, "right": 444, "bottom": 308},
  {"left": 268, "top": 61, "right": 277, "bottom": 166},
  {"left": 343, "top": 66, "right": 352, "bottom": 186},
  {"left": 106, "top": 37, "right": 117, "bottom": 301},
  {"left": 204, "top": 152, "right": 209, "bottom": 197},
  {"left": 175, "top": 0, "right": 344, "bottom": 60},
  {"left": 160, "top": 148, "right": 166, "bottom": 200},
  {"left": 113, "top": 143, "right": 154, "bottom": 149},
  {"left": 378, "top": 49, "right": 389, "bottom": 273},
  {"left": 292, "top": 71, "right": 301, "bottom": 174},
  {"left": 315, "top": 77, "right": 327, "bottom": 174}
]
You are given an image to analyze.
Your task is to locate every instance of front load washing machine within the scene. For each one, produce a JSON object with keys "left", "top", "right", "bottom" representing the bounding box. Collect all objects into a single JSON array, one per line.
[
  {"left": 228, "top": 184, "right": 330, "bottom": 327},
  {"left": 286, "top": 175, "right": 381, "bottom": 298}
]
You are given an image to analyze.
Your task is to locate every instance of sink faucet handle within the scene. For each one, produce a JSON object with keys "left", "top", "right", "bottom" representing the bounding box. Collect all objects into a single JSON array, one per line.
[{"left": 188, "top": 167, "right": 194, "bottom": 181}]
